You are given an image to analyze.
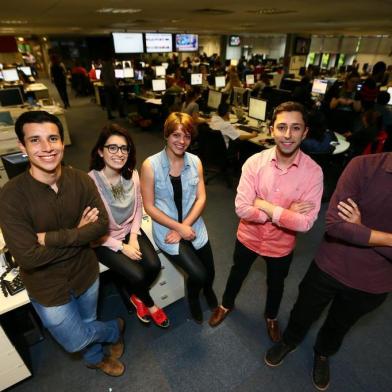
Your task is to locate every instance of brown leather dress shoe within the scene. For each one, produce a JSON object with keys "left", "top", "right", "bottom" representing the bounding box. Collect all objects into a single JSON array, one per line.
[
  {"left": 109, "top": 318, "right": 125, "bottom": 359},
  {"left": 87, "top": 356, "right": 125, "bottom": 377},
  {"left": 265, "top": 317, "right": 282, "bottom": 342},
  {"left": 208, "top": 306, "right": 231, "bottom": 327}
]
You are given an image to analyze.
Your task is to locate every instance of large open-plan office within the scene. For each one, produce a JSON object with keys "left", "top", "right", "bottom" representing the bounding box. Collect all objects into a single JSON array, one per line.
[{"left": 0, "top": 1, "right": 391, "bottom": 391}]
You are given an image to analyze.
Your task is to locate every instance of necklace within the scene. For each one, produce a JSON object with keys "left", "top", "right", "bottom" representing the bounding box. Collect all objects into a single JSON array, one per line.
[{"left": 101, "top": 171, "right": 126, "bottom": 201}]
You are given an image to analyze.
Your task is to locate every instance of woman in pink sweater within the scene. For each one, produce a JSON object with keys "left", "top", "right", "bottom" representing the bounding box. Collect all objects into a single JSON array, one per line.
[{"left": 89, "top": 124, "right": 169, "bottom": 328}]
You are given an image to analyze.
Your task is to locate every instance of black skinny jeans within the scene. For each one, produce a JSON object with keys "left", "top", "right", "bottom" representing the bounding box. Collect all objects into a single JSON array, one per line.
[
  {"left": 222, "top": 239, "right": 293, "bottom": 319},
  {"left": 283, "top": 261, "right": 388, "bottom": 356},
  {"left": 94, "top": 230, "right": 161, "bottom": 307},
  {"left": 163, "top": 240, "right": 215, "bottom": 303}
]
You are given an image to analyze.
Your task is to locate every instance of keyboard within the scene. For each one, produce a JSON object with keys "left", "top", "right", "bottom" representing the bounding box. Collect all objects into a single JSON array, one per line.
[{"left": 237, "top": 125, "right": 260, "bottom": 133}]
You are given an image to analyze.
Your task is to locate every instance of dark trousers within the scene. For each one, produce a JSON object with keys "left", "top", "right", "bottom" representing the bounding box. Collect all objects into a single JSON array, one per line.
[
  {"left": 54, "top": 80, "right": 69, "bottom": 107},
  {"left": 222, "top": 239, "right": 293, "bottom": 319},
  {"left": 164, "top": 240, "right": 215, "bottom": 303},
  {"left": 283, "top": 261, "right": 388, "bottom": 356},
  {"left": 104, "top": 86, "right": 125, "bottom": 118},
  {"left": 94, "top": 230, "right": 161, "bottom": 307}
]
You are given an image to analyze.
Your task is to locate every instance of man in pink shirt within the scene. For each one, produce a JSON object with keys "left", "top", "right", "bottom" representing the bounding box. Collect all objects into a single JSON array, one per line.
[{"left": 209, "top": 102, "right": 323, "bottom": 343}]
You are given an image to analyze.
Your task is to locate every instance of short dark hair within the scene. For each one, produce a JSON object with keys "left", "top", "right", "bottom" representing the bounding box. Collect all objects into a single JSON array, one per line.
[
  {"left": 218, "top": 102, "right": 230, "bottom": 117},
  {"left": 89, "top": 123, "right": 136, "bottom": 180},
  {"left": 14, "top": 110, "right": 64, "bottom": 145},
  {"left": 377, "top": 91, "right": 390, "bottom": 106},
  {"left": 271, "top": 101, "right": 308, "bottom": 126}
]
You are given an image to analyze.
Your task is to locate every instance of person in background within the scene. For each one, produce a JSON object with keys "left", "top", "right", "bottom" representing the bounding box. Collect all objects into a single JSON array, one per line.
[
  {"left": 141, "top": 113, "right": 218, "bottom": 324},
  {"left": 265, "top": 152, "right": 392, "bottom": 391},
  {"left": 181, "top": 86, "right": 207, "bottom": 124},
  {"left": 209, "top": 102, "right": 323, "bottom": 344},
  {"left": 209, "top": 102, "right": 257, "bottom": 149},
  {"left": 101, "top": 58, "right": 125, "bottom": 120},
  {"left": 0, "top": 111, "right": 125, "bottom": 377},
  {"left": 50, "top": 55, "right": 70, "bottom": 108},
  {"left": 89, "top": 124, "right": 169, "bottom": 328}
]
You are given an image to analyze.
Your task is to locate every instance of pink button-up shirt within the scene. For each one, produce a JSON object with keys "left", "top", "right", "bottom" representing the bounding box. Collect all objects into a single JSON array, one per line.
[{"left": 235, "top": 147, "right": 323, "bottom": 257}]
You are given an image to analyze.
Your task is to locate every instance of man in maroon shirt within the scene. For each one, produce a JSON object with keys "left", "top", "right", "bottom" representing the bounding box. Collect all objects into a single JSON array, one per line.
[{"left": 264, "top": 152, "right": 392, "bottom": 391}]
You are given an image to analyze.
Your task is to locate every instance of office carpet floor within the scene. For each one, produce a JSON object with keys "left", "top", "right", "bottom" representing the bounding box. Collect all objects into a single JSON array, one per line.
[{"left": 7, "top": 82, "right": 392, "bottom": 392}]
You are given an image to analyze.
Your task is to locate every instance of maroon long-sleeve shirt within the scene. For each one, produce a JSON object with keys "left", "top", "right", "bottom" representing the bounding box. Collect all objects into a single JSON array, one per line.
[{"left": 316, "top": 153, "right": 392, "bottom": 294}]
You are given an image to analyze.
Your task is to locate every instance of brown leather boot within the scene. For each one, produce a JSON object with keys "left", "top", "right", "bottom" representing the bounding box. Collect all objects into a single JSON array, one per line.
[
  {"left": 87, "top": 356, "right": 125, "bottom": 377},
  {"left": 208, "top": 305, "right": 231, "bottom": 327},
  {"left": 109, "top": 318, "right": 125, "bottom": 359},
  {"left": 265, "top": 317, "right": 281, "bottom": 342}
]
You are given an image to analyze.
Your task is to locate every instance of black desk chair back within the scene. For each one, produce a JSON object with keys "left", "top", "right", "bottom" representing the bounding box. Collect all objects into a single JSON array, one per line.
[{"left": 197, "top": 125, "right": 233, "bottom": 188}]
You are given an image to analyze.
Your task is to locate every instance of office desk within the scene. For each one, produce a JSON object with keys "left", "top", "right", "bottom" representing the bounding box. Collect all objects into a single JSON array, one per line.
[{"left": 24, "top": 83, "right": 50, "bottom": 100}]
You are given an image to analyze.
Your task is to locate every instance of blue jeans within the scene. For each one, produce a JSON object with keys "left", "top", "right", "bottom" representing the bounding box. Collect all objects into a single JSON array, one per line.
[{"left": 30, "top": 279, "right": 119, "bottom": 365}]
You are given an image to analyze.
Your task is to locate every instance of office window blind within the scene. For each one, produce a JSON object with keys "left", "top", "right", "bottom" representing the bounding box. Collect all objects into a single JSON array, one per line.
[
  {"left": 310, "top": 37, "right": 323, "bottom": 53},
  {"left": 340, "top": 37, "right": 359, "bottom": 53},
  {"left": 358, "top": 37, "right": 381, "bottom": 54},
  {"left": 322, "top": 37, "right": 340, "bottom": 53}
]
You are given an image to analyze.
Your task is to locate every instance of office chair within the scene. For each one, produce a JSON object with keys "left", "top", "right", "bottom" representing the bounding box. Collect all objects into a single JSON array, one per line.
[{"left": 197, "top": 125, "right": 235, "bottom": 188}]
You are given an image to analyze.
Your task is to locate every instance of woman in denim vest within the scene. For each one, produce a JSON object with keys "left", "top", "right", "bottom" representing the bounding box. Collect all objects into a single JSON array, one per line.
[{"left": 141, "top": 112, "right": 218, "bottom": 323}]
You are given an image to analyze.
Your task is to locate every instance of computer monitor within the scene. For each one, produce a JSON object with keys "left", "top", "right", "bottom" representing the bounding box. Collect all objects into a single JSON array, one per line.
[
  {"left": 155, "top": 66, "right": 166, "bottom": 77},
  {"left": 112, "top": 33, "right": 144, "bottom": 54},
  {"left": 207, "top": 90, "right": 222, "bottom": 110},
  {"left": 312, "top": 79, "right": 328, "bottom": 95},
  {"left": 246, "top": 74, "right": 255, "bottom": 85},
  {"left": 114, "top": 69, "right": 124, "bottom": 79},
  {"left": 232, "top": 87, "right": 247, "bottom": 107},
  {"left": 18, "top": 66, "right": 32, "bottom": 76},
  {"left": 161, "top": 62, "right": 169, "bottom": 70},
  {"left": 2, "top": 68, "right": 19, "bottom": 82},
  {"left": 95, "top": 69, "right": 101, "bottom": 80},
  {"left": 1, "top": 152, "right": 29, "bottom": 179},
  {"left": 0, "top": 88, "right": 24, "bottom": 106},
  {"left": 145, "top": 33, "right": 173, "bottom": 53},
  {"left": 175, "top": 34, "right": 199, "bottom": 52},
  {"left": 0, "top": 111, "right": 13, "bottom": 126},
  {"left": 135, "top": 70, "right": 144, "bottom": 81},
  {"left": 215, "top": 76, "right": 225, "bottom": 89},
  {"left": 123, "top": 68, "right": 134, "bottom": 78},
  {"left": 191, "top": 73, "right": 202, "bottom": 86},
  {"left": 248, "top": 98, "right": 267, "bottom": 122},
  {"left": 387, "top": 87, "right": 392, "bottom": 105},
  {"left": 152, "top": 79, "right": 166, "bottom": 92}
]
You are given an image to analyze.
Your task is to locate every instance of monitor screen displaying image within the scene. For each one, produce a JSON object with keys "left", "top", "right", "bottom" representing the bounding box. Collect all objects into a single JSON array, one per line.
[
  {"left": 229, "top": 35, "right": 241, "bottom": 47},
  {"left": 207, "top": 90, "right": 222, "bottom": 110},
  {"left": 123, "top": 68, "right": 134, "bottom": 78},
  {"left": 95, "top": 69, "right": 101, "bottom": 80},
  {"left": 112, "top": 33, "right": 144, "bottom": 54},
  {"left": 0, "top": 87, "right": 24, "bottom": 106},
  {"left": 18, "top": 66, "right": 32, "bottom": 76},
  {"left": 135, "top": 70, "right": 144, "bottom": 81},
  {"left": 215, "top": 76, "right": 226, "bottom": 89},
  {"left": 387, "top": 87, "right": 392, "bottom": 105},
  {"left": 2, "top": 68, "right": 19, "bottom": 82},
  {"left": 191, "top": 73, "right": 202, "bottom": 86},
  {"left": 145, "top": 33, "right": 173, "bottom": 53},
  {"left": 246, "top": 74, "right": 255, "bottom": 85},
  {"left": 248, "top": 98, "right": 267, "bottom": 122},
  {"left": 115, "top": 69, "right": 124, "bottom": 79},
  {"left": 152, "top": 79, "right": 166, "bottom": 92},
  {"left": 175, "top": 34, "right": 198, "bottom": 52},
  {"left": 161, "top": 62, "right": 169, "bottom": 69},
  {"left": 312, "top": 79, "right": 328, "bottom": 95},
  {"left": 155, "top": 66, "right": 166, "bottom": 77}
]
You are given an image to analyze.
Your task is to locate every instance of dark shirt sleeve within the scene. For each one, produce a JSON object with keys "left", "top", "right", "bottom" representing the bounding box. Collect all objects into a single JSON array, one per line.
[
  {"left": 45, "top": 174, "right": 109, "bottom": 248},
  {"left": 0, "top": 190, "right": 81, "bottom": 271},
  {"left": 325, "top": 157, "right": 372, "bottom": 246}
]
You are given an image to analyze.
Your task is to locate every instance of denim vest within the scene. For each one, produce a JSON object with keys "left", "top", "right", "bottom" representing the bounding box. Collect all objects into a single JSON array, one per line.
[{"left": 149, "top": 149, "right": 208, "bottom": 255}]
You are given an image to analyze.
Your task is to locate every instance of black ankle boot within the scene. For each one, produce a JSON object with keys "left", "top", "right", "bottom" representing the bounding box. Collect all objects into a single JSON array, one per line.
[
  {"left": 188, "top": 299, "right": 203, "bottom": 324},
  {"left": 204, "top": 288, "right": 218, "bottom": 310}
]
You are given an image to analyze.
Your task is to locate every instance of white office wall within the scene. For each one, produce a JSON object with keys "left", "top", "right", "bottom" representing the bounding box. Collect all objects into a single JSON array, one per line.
[
  {"left": 199, "top": 35, "right": 221, "bottom": 56},
  {"left": 241, "top": 36, "right": 286, "bottom": 59},
  {"left": 355, "top": 54, "right": 392, "bottom": 67}
]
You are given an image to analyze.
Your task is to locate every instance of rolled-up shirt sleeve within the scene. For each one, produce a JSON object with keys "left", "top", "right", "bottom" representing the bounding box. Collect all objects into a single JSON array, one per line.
[
  {"left": 235, "top": 158, "right": 269, "bottom": 223},
  {"left": 272, "top": 167, "right": 323, "bottom": 232}
]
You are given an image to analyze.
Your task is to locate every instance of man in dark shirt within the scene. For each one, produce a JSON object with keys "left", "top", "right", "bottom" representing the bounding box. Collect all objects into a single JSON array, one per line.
[
  {"left": 0, "top": 111, "right": 125, "bottom": 377},
  {"left": 264, "top": 153, "right": 392, "bottom": 390}
]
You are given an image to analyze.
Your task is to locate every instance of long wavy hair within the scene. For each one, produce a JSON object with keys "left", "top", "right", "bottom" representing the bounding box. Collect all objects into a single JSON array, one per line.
[{"left": 89, "top": 123, "right": 136, "bottom": 180}]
